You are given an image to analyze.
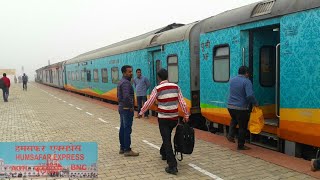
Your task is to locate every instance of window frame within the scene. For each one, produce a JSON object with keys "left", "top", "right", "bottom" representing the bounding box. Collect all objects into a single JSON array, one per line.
[
  {"left": 67, "top": 71, "right": 71, "bottom": 81},
  {"left": 212, "top": 44, "right": 230, "bottom": 83},
  {"left": 86, "top": 69, "right": 91, "bottom": 82},
  {"left": 167, "top": 55, "right": 179, "bottom": 83},
  {"left": 75, "top": 70, "right": 79, "bottom": 81},
  {"left": 101, "top": 68, "right": 108, "bottom": 83},
  {"left": 72, "top": 71, "right": 75, "bottom": 81},
  {"left": 111, "top": 67, "right": 119, "bottom": 84},
  {"left": 81, "top": 70, "right": 86, "bottom": 82},
  {"left": 259, "top": 45, "right": 276, "bottom": 87},
  {"left": 93, "top": 69, "right": 99, "bottom": 82}
]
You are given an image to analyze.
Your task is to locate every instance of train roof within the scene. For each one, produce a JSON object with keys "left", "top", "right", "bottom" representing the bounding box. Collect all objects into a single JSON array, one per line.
[
  {"left": 146, "top": 21, "right": 199, "bottom": 48},
  {"left": 66, "top": 23, "right": 186, "bottom": 65},
  {"left": 201, "top": 0, "right": 320, "bottom": 33},
  {"left": 35, "top": 61, "right": 66, "bottom": 71}
]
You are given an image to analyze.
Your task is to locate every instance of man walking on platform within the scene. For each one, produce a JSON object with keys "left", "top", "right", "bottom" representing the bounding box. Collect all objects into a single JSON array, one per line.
[
  {"left": 134, "top": 69, "right": 150, "bottom": 119},
  {"left": 22, "top": 73, "right": 28, "bottom": 91},
  {"left": 117, "top": 65, "right": 139, "bottom": 157},
  {"left": 227, "top": 66, "right": 258, "bottom": 150},
  {"left": 1, "top": 73, "right": 10, "bottom": 102},
  {"left": 138, "top": 68, "right": 189, "bottom": 175}
]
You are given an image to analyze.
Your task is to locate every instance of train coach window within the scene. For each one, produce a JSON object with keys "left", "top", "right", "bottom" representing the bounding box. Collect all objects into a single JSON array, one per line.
[
  {"left": 167, "top": 55, "right": 178, "bottom": 83},
  {"left": 93, "top": 69, "right": 99, "bottom": 82},
  {"left": 67, "top": 71, "right": 71, "bottom": 81},
  {"left": 81, "top": 70, "right": 85, "bottom": 82},
  {"left": 260, "top": 46, "right": 275, "bottom": 87},
  {"left": 72, "top": 71, "right": 75, "bottom": 81},
  {"left": 87, "top": 70, "right": 91, "bottom": 82},
  {"left": 76, "top": 70, "right": 79, "bottom": 81},
  {"left": 49, "top": 70, "right": 52, "bottom": 83},
  {"left": 213, "top": 45, "right": 230, "bottom": 82},
  {"left": 101, "top": 68, "right": 108, "bottom": 83},
  {"left": 111, "top": 67, "right": 119, "bottom": 84}
]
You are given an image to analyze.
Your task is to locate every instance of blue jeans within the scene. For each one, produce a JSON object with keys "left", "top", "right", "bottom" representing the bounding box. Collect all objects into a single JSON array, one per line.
[
  {"left": 2, "top": 87, "right": 9, "bottom": 101},
  {"left": 137, "top": 96, "right": 149, "bottom": 117},
  {"left": 119, "top": 109, "right": 134, "bottom": 151}
]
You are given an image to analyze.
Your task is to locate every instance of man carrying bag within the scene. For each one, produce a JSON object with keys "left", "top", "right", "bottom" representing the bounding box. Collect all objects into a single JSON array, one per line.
[{"left": 138, "top": 68, "right": 189, "bottom": 175}]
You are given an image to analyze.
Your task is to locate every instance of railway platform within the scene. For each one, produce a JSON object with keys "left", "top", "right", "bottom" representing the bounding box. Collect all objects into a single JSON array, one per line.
[{"left": 0, "top": 83, "right": 319, "bottom": 180}]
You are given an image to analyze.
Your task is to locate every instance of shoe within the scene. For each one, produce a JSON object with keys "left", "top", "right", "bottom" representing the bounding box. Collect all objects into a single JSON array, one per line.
[
  {"left": 144, "top": 116, "right": 149, "bottom": 119},
  {"left": 161, "top": 155, "right": 166, "bottom": 160},
  {"left": 119, "top": 149, "right": 124, "bottom": 154},
  {"left": 311, "top": 159, "right": 317, "bottom": 171},
  {"left": 124, "top": 150, "right": 139, "bottom": 157},
  {"left": 165, "top": 167, "right": 178, "bottom": 175},
  {"left": 237, "top": 145, "right": 251, "bottom": 150},
  {"left": 227, "top": 136, "right": 236, "bottom": 143}
]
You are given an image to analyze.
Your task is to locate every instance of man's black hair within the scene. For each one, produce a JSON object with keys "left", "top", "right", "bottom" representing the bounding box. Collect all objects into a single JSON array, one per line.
[
  {"left": 238, "top": 66, "right": 249, "bottom": 75},
  {"left": 136, "top": 68, "right": 141, "bottom": 73},
  {"left": 157, "top": 68, "right": 168, "bottom": 81},
  {"left": 121, "top": 65, "right": 132, "bottom": 74},
  {"left": 3, "top": 73, "right": 6, "bottom": 77}
]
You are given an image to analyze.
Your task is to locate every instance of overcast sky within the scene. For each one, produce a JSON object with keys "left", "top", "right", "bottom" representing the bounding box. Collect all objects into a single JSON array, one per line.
[{"left": 0, "top": 0, "right": 262, "bottom": 78}]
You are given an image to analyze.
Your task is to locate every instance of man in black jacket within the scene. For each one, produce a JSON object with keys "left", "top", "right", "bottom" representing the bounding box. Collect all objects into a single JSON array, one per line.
[{"left": 117, "top": 65, "right": 139, "bottom": 157}]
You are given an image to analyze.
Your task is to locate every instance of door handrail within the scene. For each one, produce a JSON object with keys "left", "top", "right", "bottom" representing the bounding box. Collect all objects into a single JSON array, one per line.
[
  {"left": 242, "top": 48, "right": 245, "bottom": 66},
  {"left": 276, "top": 43, "right": 280, "bottom": 118}
]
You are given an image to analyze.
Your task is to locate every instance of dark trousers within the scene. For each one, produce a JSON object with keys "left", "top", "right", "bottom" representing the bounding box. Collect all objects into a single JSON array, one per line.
[
  {"left": 119, "top": 109, "right": 134, "bottom": 151},
  {"left": 23, "top": 81, "right": 27, "bottom": 90},
  {"left": 228, "top": 109, "right": 250, "bottom": 148},
  {"left": 159, "top": 119, "right": 178, "bottom": 168},
  {"left": 2, "top": 87, "right": 9, "bottom": 101},
  {"left": 316, "top": 159, "right": 320, "bottom": 170},
  {"left": 137, "top": 96, "right": 149, "bottom": 117}
]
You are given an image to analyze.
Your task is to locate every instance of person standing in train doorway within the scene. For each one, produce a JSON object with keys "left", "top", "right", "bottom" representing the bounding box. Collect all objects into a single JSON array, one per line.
[
  {"left": 117, "top": 65, "right": 139, "bottom": 157},
  {"left": 134, "top": 69, "right": 150, "bottom": 119},
  {"left": 22, "top": 73, "right": 28, "bottom": 91},
  {"left": 138, "top": 68, "right": 189, "bottom": 175},
  {"left": 1, "top": 73, "right": 10, "bottom": 102},
  {"left": 227, "top": 66, "right": 258, "bottom": 150}
]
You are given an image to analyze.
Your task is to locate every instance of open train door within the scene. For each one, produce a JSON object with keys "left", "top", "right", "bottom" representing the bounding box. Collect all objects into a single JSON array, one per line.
[
  {"left": 245, "top": 25, "right": 281, "bottom": 150},
  {"left": 150, "top": 50, "right": 162, "bottom": 89},
  {"left": 147, "top": 47, "right": 163, "bottom": 115}
]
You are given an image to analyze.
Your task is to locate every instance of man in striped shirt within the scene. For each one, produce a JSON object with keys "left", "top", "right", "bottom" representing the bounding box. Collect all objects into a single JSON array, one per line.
[{"left": 138, "top": 68, "right": 189, "bottom": 175}]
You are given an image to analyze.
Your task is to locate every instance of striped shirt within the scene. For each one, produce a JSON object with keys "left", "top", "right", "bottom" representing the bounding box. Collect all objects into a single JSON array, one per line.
[{"left": 139, "top": 80, "right": 189, "bottom": 120}]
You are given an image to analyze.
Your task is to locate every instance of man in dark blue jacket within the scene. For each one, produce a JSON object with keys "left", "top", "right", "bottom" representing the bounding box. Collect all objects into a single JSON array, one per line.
[
  {"left": 227, "top": 66, "right": 258, "bottom": 150},
  {"left": 117, "top": 65, "right": 139, "bottom": 157}
]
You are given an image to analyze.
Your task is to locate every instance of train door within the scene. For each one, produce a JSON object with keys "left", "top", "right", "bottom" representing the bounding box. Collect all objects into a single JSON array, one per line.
[
  {"left": 248, "top": 25, "right": 280, "bottom": 150},
  {"left": 148, "top": 50, "right": 162, "bottom": 114},
  {"left": 150, "top": 50, "right": 162, "bottom": 89},
  {"left": 57, "top": 68, "right": 61, "bottom": 87}
]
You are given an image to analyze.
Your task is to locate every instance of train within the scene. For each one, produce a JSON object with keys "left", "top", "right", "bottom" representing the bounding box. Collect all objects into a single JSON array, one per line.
[{"left": 36, "top": 0, "right": 320, "bottom": 158}]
